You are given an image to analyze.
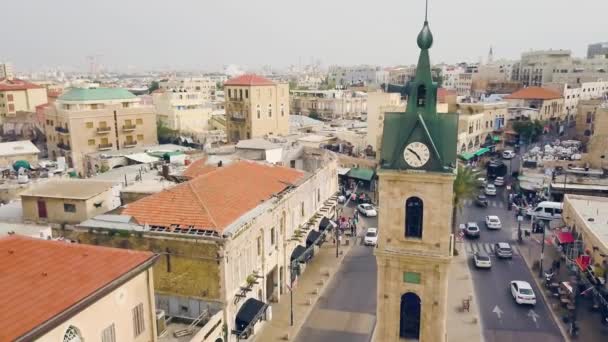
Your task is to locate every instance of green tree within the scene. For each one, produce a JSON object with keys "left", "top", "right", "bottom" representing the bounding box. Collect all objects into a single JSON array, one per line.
[
  {"left": 157, "top": 120, "right": 177, "bottom": 143},
  {"left": 512, "top": 120, "right": 544, "bottom": 144},
  {"left": 452, "top": 165, "right": 480, "bottom": 249},
  {"left": 148, "top": 81, "right": 159, "bottom": 93},
  {"left": 308, "top": 111, "right": 321, "bottom": 120}
]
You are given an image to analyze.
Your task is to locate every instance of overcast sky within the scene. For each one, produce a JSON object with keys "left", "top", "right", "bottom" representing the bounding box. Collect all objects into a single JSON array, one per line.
[{"left": 1, "top": 0, "right": 606, "bottom": 72}]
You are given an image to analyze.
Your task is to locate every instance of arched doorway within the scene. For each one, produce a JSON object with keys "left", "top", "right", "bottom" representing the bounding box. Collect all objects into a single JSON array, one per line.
[{"left": 400, "top": 292, "right": 421, "bottom": 339}]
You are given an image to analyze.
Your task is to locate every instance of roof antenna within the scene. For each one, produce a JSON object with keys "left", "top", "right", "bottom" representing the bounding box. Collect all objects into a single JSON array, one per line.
[{"left": 425, "top": 0, "right": 429, "bottom": 22}]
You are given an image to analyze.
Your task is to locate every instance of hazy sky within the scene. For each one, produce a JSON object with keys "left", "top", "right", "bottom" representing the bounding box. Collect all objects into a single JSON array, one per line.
[{"left": 1, "top": 0, "right": 606, "bottom": 72}]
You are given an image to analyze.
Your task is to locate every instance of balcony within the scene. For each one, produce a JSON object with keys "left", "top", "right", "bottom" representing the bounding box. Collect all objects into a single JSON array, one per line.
[
  {"left": 123, "top": 140, "right": 137, "bottom": 148},
  {"left": 96, "top": 127, "right": 111, "bottom": 134},
  {"left": 122, "top": 124, "right": 137, "bottom": 132},
  {"left": 98, "top": 143, "right": 113, "bottom": 150},
  {"left": 229, "top": 114, "right": 246, "bottom": 122},
  {"left": 55, "top": 126, "right": 70, "bottom": 135},
  {"left": 57, "top": 142, "right": 71, "bottom": 151}
]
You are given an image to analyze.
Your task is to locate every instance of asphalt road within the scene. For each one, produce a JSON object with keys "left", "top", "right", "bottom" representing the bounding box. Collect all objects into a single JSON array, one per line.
[
  {"left": 459, "top": 181, "right": 564, "bottom": 342},
  {"left": 296, "top": 204, "right": 377, "bottom": 342}
]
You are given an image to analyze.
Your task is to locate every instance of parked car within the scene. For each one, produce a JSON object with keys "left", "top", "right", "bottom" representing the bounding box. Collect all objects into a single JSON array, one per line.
[
  {"left": 526, "top": 201, "right": 563, "bottom": 221},
  {"left": 494, "top": 176, "right": 505, "bottom": 187},
  {"left": 485, "top": 215, "right": 502, "bottom": 229},
  {"left": 477, "top": 177, "right": 487, "bottom": 188},
  {"left": 465, "top": 222, "right": 480, "bottom": 238},
  {"left": 502, "top": 150, "right": 516, "bottom": 159},
  {"left": 484, "top": 184, "right": 497, "bottom": 196},
  {"left": 473, "top": 252, "right": 492, "bottom": 269},
  {"left": 495, "top": 242, "right": 513, "bottom": 258},
  {"left": 475, "top": 194, "right": 489, "bottom": 208},
  {"left": 357, "top": 203, "right": 377, "bottom": 217},
  {"left": 364, "top": 227, "right": 378, "bottom": 246},
  {"left": 510, "top": 280, "right": 537, "bottom": 305},
  {"left": 337, "top": 195, "right": 346, "bottom": 204}
]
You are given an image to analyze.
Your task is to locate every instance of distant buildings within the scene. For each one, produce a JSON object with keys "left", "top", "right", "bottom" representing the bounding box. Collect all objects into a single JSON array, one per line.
[
  {"left": 587, "top": 42, "right": 608, "bottom": 58},
  {"left": 0, "top": 235, "right": 158, "bottom": 342},
  {"left": 0, "top": 78, "right": 48, "bottom": 121},
  {"left": 546, "top": 80, "right": 608, "bottom": 121},
  {"left": 224, "top": 74, "right": 289, "bottom": 143},
  {"left": 290, "top": 89, "right": 367, "bottom": 120},
  {"left": 328, "top": 65, "right": 388, "bottom": 87},
  {"left": 456, "top": 101, "right": 508, "bottom": 154},
  {"left": 0, "top": 62, "right": 14, "bottom": 80},
  {"left": 158, "top": 77, "right": 216, "bottom": 102},
  {"left": 44, "top": 87, "right": 158, "bottom": 174}
]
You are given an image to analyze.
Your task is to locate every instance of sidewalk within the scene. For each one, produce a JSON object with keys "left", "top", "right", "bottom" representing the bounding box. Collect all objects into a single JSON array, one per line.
[
  {"left": 520, "top": 232, "right": 608, "bottom": 341},
  {"left": 254, "top": 234, "right": 355, "bottom": 341},
  {"left": 447, "top": 242, "right": 484, "bottom": 342}
]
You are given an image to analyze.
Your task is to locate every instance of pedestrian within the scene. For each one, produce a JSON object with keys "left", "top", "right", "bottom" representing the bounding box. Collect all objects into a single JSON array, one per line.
[{"left": 555, "top": 259, "right": 561, "bottom": 272}]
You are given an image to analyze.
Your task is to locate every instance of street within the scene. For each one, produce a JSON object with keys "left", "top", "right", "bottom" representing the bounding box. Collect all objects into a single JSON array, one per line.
[
  {"left": 295, "top": 203, "right": 378, "bottom": 342},
  {"left": 459, "top": 178, "right": 564, "bottom": 342}
]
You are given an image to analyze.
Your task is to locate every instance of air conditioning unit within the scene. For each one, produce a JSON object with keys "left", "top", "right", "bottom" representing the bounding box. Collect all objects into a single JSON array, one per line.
[{"left": 156, "top": 310, "right": 167, "bottom": 336}]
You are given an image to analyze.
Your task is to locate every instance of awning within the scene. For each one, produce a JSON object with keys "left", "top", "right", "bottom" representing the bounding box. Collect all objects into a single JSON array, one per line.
[
  {"left": 125, "top": 153, "right": 161, "bottom": 164},
  {"left": 319, "top": 217, "right": 336, "bottom": 231},
  {"left": 291, "top": 245, "right": 307, "bottom": 262},
  {"left": 459, "top": 152, "right": 475, "bottom": 161},
  {"left": 306, "top": 230, "right": 322, "bottom": 248},
  {"left": 474, "top": 147, "right": 490, "bottom": 156},
  {"left": 346, "top": 168, "right": 375, "bottom": 182},
  {"left": 337, "top": 167, "right": 351, "bottom": 176},
  {"left": 234, "top": 298, "right": 268, "bottom": 334},
  {"left": 492, "top": 136, "right": 501, "bottom": 142},
  {"left": 555, "top": 231, "right": 574, "bottom": 244}
]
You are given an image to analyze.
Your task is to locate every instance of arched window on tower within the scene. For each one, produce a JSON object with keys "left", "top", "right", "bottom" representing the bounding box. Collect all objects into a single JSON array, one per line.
[
  {"left": 405, "top": 197, "right": 423, "bottom": 238},
  {"left": 417, "top": 85, "right": 427, "bottom": 107}
]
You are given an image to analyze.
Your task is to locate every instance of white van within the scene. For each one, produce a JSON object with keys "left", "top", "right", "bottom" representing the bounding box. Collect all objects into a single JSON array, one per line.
[{"left": 527, "top": 201, "right": 563, "bottom": 220}]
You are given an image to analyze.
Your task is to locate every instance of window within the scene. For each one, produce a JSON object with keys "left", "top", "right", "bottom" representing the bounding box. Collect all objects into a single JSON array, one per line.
[
  {"left": 124, "top": 119, "right": 132, "bottom": 125},
  {"left": 64, "top": 203, "right": 76, "bottom": 213},
  {"left": 301, "top": 202, "right": 305, "bottom": 217},
  {"left": 91, "top": 104, "right": 98, "bottom": 110},
  {"left": 239, "top": 89, "right": 243, "bottom": 99},
  {"left": 7, "top": 94, "right": 13, "bottom": 101},
  {"left": 228, "top": 89, "right": 232, "bottom": 98},
  {"left": 99, "top": 121, "right": 107, "bottom": 128},
  {"left": 8, "top": 104, "right": 14, "bottom": 111},
  {"left": 317, "top": 189, "right": 321, "bottom": 202},
  {"left": 122, "top": 102, "right": 129, "bottom": 108},
  {"left": 86, "top": 122, "right": 93, "bottom": 128},
  {"left": 257, "top": 105, "right": 261, "bottom": 119},
  {"left": 405, "top": 197, "right": 423, "bottom": 238},
  {"left": 136, "top": 118, "right": 143, "bottom": 124},
  {"left": 137, "top": 134, "right": 144, "bottom": 140},
  {"left": 268, "top": 104, "right": 272, "bottom": 117},
  {"left": 88, "top": 139, "right": 95, "bottom": 146},
  {"left": 270, "top": 227, "right": 276, "bottom": 246},
  {"left": 132, "top": 303, "right": 145, "bottom": 337},
  {"left": 245, "top": 89, "right": 249, "bottom": 98},
  {"left": 101, "top": 323, "right": 116, "bottom": 342},
  {"left": 257, "top": 236, "right": 262, "bottom": 256},
  {"left": 63, "top": 326, "right": 82, "bottom": 342}
]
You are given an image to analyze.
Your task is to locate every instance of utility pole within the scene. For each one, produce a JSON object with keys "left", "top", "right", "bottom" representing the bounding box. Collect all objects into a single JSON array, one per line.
[
  {"left": 517, "top": 214, "right": 523, "bottom": 243},
  {"left": 538, "top": 218, "right": 547, "bottom": 278}
]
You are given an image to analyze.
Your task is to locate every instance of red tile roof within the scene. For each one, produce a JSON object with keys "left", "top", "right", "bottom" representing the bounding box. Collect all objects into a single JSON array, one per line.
[
  {"left": 183, "top": 158, "right": 217, "bottom": 179},
  {"left": 123, "top": 161, "right": 305, "bottom": 233},
  {"left": 437, "top": 88, "right": 456, "bottom": 103},
  {"left": 504, "top": 87, "right": 562, "bottom": 100},
  {"left": 224, "top": 74, "right": 275, "bottom": 86},
  {"left": 0, "top": 78, "right": 44, "bottom": 91},
  {"left": 0, "top": 236, "right": 156, "bottom": 342}
]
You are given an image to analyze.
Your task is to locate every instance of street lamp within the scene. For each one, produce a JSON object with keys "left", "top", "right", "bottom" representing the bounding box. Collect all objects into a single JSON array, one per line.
[
  {"left": 517, "top": 214, "right": 523, "bottom": 243},
  {"left": 537, "top": 217, "right": 547, "bottom": 278}
]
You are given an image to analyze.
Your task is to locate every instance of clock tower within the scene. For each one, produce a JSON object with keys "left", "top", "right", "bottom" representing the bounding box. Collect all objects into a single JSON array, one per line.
[{"left": 374, "top": 3, "right": 458, "bottom": 341}]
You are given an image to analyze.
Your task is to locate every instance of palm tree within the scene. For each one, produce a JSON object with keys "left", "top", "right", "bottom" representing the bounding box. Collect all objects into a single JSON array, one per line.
[{"left": 452, "top": 165, "right": 481, "bottom": 250}]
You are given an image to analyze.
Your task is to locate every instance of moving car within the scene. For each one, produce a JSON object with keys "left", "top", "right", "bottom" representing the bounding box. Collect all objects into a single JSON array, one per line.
[
  {"left": 494, "top": 242, "right": 513, "bottom": 258},
  {"left": 484, "top": 184, "right": 497, "bottom": 196},
  {"left": 510, "top": 280, "right": 537, "bottom": 305},
  {"left": 464, "top": 222, "right": 480, "bottom": 239},
  {"left": 526, "top": 201, "right": 563, "bottom": 221},
  {"left": 502, "top": 150, "right": 516, "bottom": 159},
  {"left": 494, "top": 176, "right": 505, "bottom": 187},
  {"left": 475, "top": 194, "right": 489, "bottom": 208},
  {"left": 485, "top": 215, "right": 502, "bottom": 229},
  {"left": 357, "top": 203, "right": 377, "bottom": 217},
  {"left": 364, "top": 227, "right": 378, "bottom": 246},
  {"left": 473, "top": 252, "right": 492, "bottom": 269}
]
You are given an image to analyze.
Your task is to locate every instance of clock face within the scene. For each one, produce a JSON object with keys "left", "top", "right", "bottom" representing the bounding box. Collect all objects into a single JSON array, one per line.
[{"left": 403, "top": 142, "right": 430, "bottom": 168}]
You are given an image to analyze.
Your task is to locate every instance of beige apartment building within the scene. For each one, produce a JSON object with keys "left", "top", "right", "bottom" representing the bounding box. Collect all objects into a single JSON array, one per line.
[
  {"left": 45, "top": 87, "right": 158, "bottom": 174},
  {"left": 224, "top": 74, "right": 289, "bottom": 143},
  {"left": 0, "top": 77, "right": 48, "bottom": 120},
  {"left": 158, "top": 77, "right": 216, "bottom": 102},
  {"left": 457, "top": 101, "right": 508, "bottom": 154},
  {"left": 366, "top": 92, "right": 404, "bottom": 151},
  {"left": 152, "top": 88, "right": 213, "bottom": 133},
  {"left": 576, "top": 99, "right": 608, "bottom": 168},
  {"left": 0, "top": 235, "right": 158, "bottom": 342},
  {"left": 290, "top": 89, "right": 367, "bottom": 120}
]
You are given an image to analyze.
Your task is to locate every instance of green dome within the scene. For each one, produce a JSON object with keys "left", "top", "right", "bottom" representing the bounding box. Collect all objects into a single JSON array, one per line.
[
  {"left": 417, "top": 21, "right": 433, "bottom": 49},
  {"left": 12, "top": 160, "right": 30, "bottom": 171}
]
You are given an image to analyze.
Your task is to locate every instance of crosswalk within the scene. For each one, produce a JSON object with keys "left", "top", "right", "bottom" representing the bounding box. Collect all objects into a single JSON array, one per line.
[
  {"left": 463, "top": 199, "right": 505, "bottom": 208},
  {"left": 464, "top": 242, "right": 521, "bottom": 257}
]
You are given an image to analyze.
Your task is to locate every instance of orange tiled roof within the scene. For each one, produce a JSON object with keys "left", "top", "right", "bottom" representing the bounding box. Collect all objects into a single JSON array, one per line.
[
  {"left": 224, "top": 74, "right": 275, "bottom": 86},
  {"left": 0, "top": 236, "right": 156, "bottom": 342},
  {"left": 0, "top": 78, "right": 44, "bottom": 91},
  {"left": 182, "top": 158, "right": 217, "bottom": 179},
  {"left": 504, "top": 87, "right": 562, "bottom": 100},
  {"left": 437, "top": 88, "right": 456, "bottom": 103},
  {"left": 123, "top": 161, "right": 305, "bottom": 232}
]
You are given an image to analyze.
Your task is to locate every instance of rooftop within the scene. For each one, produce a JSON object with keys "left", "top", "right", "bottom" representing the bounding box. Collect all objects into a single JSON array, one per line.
[
  {"left": 182, "top": 158, "right": 218, "bottom": 179},
  {"left": 565, "top": 195, "right": 608, "bottom": 251},
  {"left": 58, "top": 87, "right": 137, "bottom": 102},
  {"left": 504, "top": 87, "right": 562, "bottom": 100},
  {"left": 224, "top": 74, "right": 275, "bottom": 86},
  {"left": 0, "top": 78, "right": 44, "bottom": 91},
  {"left": 123, "top": 161, "right": 305, "bottom": 234},
  {"left": 289, "top": 115, "right": 325, "bottom": 129},
  {"left": 236, "top": 138, "right": 281, "bottom": 150},
  {"left": 20, "top": 179, "right": 115, "bottom": 200},
  {"left": 0, "top": 235, "right": 156, "bottom": 342},
  {"left": 0, "top": 140, "right": 40, "bottom": 158}
]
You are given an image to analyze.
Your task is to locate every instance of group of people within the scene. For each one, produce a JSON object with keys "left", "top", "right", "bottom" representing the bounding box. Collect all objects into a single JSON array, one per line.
[{"left": 333, "top": 211, "right": 359, "bottom": 244}]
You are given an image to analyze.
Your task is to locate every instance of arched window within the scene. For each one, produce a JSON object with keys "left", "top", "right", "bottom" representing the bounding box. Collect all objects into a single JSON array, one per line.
[
  {"left": 405, "top": 197, "right": 423, "bottom": 238},
  {"left": 400, "top": 293, "right": 421, "bottom": 339},
  {"left": 417, "top": 85, "right": 426, "bottom": 107},
  {"left": 63, "top": 326, "right": 83, "bottom": 342}
]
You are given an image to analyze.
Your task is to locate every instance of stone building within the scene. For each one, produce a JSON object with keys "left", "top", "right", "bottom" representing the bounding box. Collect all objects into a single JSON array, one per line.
[
  {"left": 456, "top": 101, "right": 508, "bottom": 154},
  {"left": 375, "top": 13, "right": 458, "bottom": 342},
  {"left": 504, "top": 87, "right": 564, "bottom": 121},
  {"left": 577, "top": 99, "right": 608, "bottom": 168},
  {"left": 0, "top": 77, "right": 48, "bottom": 121}
]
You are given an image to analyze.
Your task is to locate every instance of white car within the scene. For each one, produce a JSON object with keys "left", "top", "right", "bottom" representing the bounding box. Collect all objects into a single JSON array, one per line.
[
  {"left": 473, "top": 252, "right": 492, "bottom": 269},
  {"left": 477, "top": 177, "right": 487, "bottom": 188},
  {"left": 494, "top": 177, "right": 505, "bottom": 187},
  {"left": 337, "top": 195, "right": 346, "bottom": 204},
  {"left": 357, "top": 203, "right": 377, "bottom": 217},
  {"left": 502, "top": 150, "right": 516, "bottom": 159},
  {"left": 485, "top": 215, "right": 502, "bottom": 229},
  {"left": 484, "top": 184, "right": 497, "bottom": 196},
  {"left": 510, "top": 281, "right": 537, "bottom": 305},
  {"left": 364, "top": 227, "right": 378, "bottom": 246}
]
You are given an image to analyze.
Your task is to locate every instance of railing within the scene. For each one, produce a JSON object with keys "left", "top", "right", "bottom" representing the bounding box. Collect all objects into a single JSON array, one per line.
[
  {"left": 123, "top": 140, "right": 137, "bottom": 147},
  {"left": 57, "top": 142, "right": 71, "bottom": 151},
  {"left": 230, "top": 115, "right": 246, "bottom": 121},
  {"left": 122, "top": 124, "right": 137, "bottom": 131},
  {"left": 98, "top": 143, "right": 113, "bottom": 150},
  {"left": 55, "top": 126, "right": 69, "bottom": 134},
  {"left": 96, "top": 127, "right": 111, "bottom": 133}
]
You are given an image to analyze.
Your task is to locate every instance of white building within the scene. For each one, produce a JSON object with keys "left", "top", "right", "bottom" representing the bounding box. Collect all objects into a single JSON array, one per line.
[
  {"left": 328, "top": 65, "right": 388, "bottom": 87},
  {"left": 0, "top": 62, "right": 15, "bottom": 80},
  {"left": 158, "top": 77, "right": 215, "bottom": 101},
  {"left": 366, "top": 92, "right": 404, "bottom": 151},
  {"left": 546, "top": 81, "right": 608, "bottom": 121}
]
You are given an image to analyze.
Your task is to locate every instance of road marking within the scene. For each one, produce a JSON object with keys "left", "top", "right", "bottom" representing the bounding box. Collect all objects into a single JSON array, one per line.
[
  {"left": 483, "top": 243, "right": 493, "bottom": 254},
  {"left": 498, "top": 202, "right": 504, "bottom": 208},
  {"left": 492, "top": 305, "right": 504, "bottom": 321},
  {"left": 528, "top": 309, "right": 540, "bottom": 328}
]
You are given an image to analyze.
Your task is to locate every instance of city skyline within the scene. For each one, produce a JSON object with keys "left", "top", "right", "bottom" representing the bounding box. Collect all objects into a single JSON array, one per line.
[{"left": 2, "top": 0, "right": 607, "bottom": 72}]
